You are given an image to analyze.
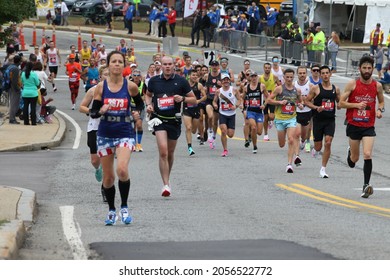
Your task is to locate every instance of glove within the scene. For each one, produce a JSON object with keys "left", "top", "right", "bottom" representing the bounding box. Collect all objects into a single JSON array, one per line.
[{"left": 148, "top": 117, "right": 162, "bottom": 131}]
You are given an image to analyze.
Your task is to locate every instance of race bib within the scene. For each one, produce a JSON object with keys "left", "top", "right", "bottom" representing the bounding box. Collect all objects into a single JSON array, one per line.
[
  {"left": 208, "top": 86, "right": 217, "bottom": 96},
  {"left": 281, "top": 103, "right": 295, "bottom": 115},
  {"left": 104, "top": 98, "right": 128, "bottom": 114},
  {"left": 49, "top": 57, "right": 57, "bottom": 64},
  {"left": 221, "top": 102, "right": 233, "bottom": 111},
  {"left": 322, "top": 99, "right": 334, "bottom": 111},
  {"left": 90, "top": 79, "right": 98, "bottom": 85},
  {"left": 69, "top": 72, "right": 78, "bottom": 82},
  {"left": 249, "top": 98, "right": 260, "bottom": 108},
  {"left": 352, "top": 109, "right": 370, "bottom": 122},
  {"left": 157, "top": 96, "right": 175, "bottom": 110}
]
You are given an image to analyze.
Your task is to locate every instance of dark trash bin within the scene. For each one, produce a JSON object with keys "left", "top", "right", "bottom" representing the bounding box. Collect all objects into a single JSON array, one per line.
[{"left": 352, "top": 28, "right": 364, "bottom": 43}]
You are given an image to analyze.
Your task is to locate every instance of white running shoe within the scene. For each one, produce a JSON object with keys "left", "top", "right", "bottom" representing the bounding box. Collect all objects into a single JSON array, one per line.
[
  {"left": 286, "top": 164, "right": 293, "bottom": 173},
  {"left": 319, "top": 168, "right": 329, "bottom": 178},
  {"left": 161, "top": 185, "right": 171, "bottom": 197},
  {"left": 263, "top": 135, "right": 270, "bottom": 141}
]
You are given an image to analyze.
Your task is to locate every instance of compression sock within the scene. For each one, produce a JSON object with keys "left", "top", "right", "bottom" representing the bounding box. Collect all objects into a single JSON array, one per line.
[
  {"left": 363, "top": 159, "right": 372, "bottom": 185},
  {"left": 103, "top": 185, "right": 116, "bottom": 211},
  {"left": 118, "top": 179, "right": 130, "bottom": 208},
  {"left": 137, "top": 130, "right": 143, "bottom": 144}
]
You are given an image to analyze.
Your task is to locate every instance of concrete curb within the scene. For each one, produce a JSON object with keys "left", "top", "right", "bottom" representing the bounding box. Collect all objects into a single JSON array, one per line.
[
  {"left": 0, "top": 186, "right": 37, "bottom": 260},
  {"left": 0, "top": 111, "right": 66, "bottom": 152}
]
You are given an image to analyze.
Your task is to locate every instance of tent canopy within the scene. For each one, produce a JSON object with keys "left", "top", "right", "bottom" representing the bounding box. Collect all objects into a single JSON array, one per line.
[{"left": 315, "top": 0, "right": 389, "bottom": 6}]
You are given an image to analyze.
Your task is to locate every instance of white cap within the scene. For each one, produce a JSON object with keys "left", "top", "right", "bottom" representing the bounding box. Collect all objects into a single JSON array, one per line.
[
  {"left": 130, "top": 63, "right": 137, "bottom": 68},
  {"left": 192, "top": 61, "right": 199, "bottom": 65},
  {"left": 221, "top": 73, "right": 230, "bottom": 80}
]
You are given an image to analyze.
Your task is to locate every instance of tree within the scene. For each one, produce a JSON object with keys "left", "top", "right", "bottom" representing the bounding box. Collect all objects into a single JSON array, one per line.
[{"left": 0, "top": 0, "right": 36, "bottom": 47}]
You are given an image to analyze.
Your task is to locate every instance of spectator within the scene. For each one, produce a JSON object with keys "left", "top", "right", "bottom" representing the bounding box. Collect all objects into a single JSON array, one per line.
[
  {"left": 229, "top": 17, "right": 239, "bottom": 53},
  {"left": 167, "top": 6, "right": 176, "bottom": 37},
  {"left": 153, "top": 6, "right": 160, "bottom": 37},
  {"left": 304, "top": 28, "right": 314, "bottom": 68},
  {"left": 369, "top": 23, "right": 384, "bottom": 55},
  {"left": 53, "top": 8, "right": 61, "bottom": 26},
  {"left": 59, "top": 0, "right": 69, "bottom": 26},
  {"left": 200, "top": 10, "right": 211, "bottom": 48},
  {"left": 32, "top": 62, "right": 48, "bottom": 124},
  {"left": 266, "top": 7, "right": 279, "bottom": 36},
  {"left": 313, "top": 25, "right": 325, "bottom": 64},
  {"left": 103, "top": 0, "right": 113, "bottom": 32},
  {"left": 374, "top": 44, "right": 384, "bottom": 79},
  {"left": 11, "top": 24, "right": 20, "bottom": 53},
  {"left": 290, "top": 24, "right": 303, "bottom": 66},
  {"left": 189, "top": 9, "right": 201, "bottom": 46},
  {"left": 146, "top": 5, "right": 158, "bottom": 36},
  {"left": 125, "top": 2, "right": 134, "bottom": 34},
  {"left": 7, "top": 55, "right": 22, "bottom": 124},
  {"left": 247, "top": 2, "right": 260, "bottom": 35},
  {"left": 208, "top": 7, "right": 218, "bottom": 44},
  {"left": 275, "top": 21, "right": 290, "bottom": 64},
  {"left": 326, "top": 31, "right": 340, "bottom": 72},
  {"left": 21, "top": 61, "right": 40, "bottom": 125},
  {"left": 219, "top": 18, "right": 231, "bottom": 52},
  {"left": 46, "top": 10, "right": 53, "bottom": 25},
  {"left": 158, "top": 3, "right": 168, "bottom": 38},
  {"left": 121, "top": 0, "right": 129, "bottom": 29},
  {"left": 237, "top": 14, "right": 248, "bottom": 53}
]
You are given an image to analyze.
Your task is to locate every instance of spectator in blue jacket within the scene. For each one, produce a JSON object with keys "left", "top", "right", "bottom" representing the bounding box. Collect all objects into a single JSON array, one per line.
[
  {"left": 158, "top": 4, "right": 169, "bottom": 38},
  {"left": 247, "top": 2, "right": 260, "bottom": 34},
  {"left": 146, "top": 5, "right": 157, "bottom": 35},
  {"left": 266, "top": 7, "right": 279, "bottom": 36},
  {"left": 125, "top": 2, "right": 134, "bottom": 34},
  {"left": 208, "top": 7, "right": 218, "bottom": 43}
]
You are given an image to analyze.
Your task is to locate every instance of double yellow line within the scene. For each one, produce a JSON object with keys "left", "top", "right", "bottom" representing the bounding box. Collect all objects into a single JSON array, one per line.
[{"left": 276, "top": 183, "right": 390, "bottom": 218}]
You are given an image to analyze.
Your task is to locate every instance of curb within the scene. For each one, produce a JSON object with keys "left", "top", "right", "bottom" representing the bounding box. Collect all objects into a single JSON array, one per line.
[
  {"left": 0, "top": 111, "right": 66, "bottom": 152},
  {"left": 0, "top": 186, "right": 37, "bottom": 260}
]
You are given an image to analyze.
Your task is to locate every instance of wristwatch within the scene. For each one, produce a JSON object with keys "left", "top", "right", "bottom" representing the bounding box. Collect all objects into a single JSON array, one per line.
[{"left": 377, "top": 108, "right": 385, "bottom": 113}]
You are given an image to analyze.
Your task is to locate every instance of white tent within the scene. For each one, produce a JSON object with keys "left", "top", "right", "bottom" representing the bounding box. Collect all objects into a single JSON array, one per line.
[{"left": 313, "top": 0, "right": 390, "bottom": 43}]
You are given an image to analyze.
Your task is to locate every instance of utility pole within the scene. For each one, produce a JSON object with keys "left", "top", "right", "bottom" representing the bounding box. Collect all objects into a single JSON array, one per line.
[{"left": 296, "top": 0, "right": 304, "bottom": 34}]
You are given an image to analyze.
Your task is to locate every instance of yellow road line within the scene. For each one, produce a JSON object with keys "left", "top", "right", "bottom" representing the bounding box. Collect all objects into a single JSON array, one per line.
[{"left": 275, "top": 183, "right": 390, "bottom": 218}]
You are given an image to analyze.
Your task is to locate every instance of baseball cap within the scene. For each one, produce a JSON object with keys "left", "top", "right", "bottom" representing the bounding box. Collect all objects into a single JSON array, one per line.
[
  {"left": 221, "top": 73, "right": 230, "bottom": 80},
  {"left": 209, "top": 60, "right": 219, "bottom": 66},
  {"left": 69, "top": 53, "right": 76, "bottom": 59},
  {"left": 192, "top": 60, "right": 199, "bottom": 65},
  {"left": 182, "top": 51, "right": 189, "bottom": 56},
  {"left": 250, "top": 71, "right": 258, "bottom": 76},
  {"left": 130, "top": 63, "right": 137, "bottom": 68}
]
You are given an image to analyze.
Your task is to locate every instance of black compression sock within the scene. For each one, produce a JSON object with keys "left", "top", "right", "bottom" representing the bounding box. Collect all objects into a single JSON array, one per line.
[
  {"left": 103, "top": 185, "right": 116, "bottom": 211},
  {"left": 118, "top": 179, "right": 130, "bottom": 208},
  {"left": 363, "top": 159, "right": 372, "bottom": 185},
  {"left": 347, "top": 149, "right": 355, "bottom": 168}
]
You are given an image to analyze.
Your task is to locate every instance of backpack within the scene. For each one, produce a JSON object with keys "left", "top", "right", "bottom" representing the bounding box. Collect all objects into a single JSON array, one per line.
[{"left": 1, "top": 65, "right": 17, "bottom": 91}]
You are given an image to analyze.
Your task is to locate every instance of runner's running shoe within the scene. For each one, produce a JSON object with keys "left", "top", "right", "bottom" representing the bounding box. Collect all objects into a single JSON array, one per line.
[
  {"left": 188, "top": 147, "right": 195, "bottom": 156},
  {"left": 221, "top": 149, "right": 228, "bottom": 157},
  {"left": 300, "top": 141, "right": 305, "bottom": 150},
  {"left": 319, "top": 168, "right": 329, "bottom": 178},
  {"left": 263, "top": 135, "right": 270, "bottom": 141},
  {"left": 105, "top": 210, "right": 117, "bottom": 226},
  {"left": 286, "top": 164, "right": 294, "bottom": 173},
  {"left": 361, "top": 184, "right": 373, "bottom": 198},
  {"left": 294, "top": 155, "right": 302, "bottom": 166},
  {"left": 311, "top": 148, "right": 319, "bottom": 158},
  {"left": 161, "top": 185, "right": 171, "bottom": 197},
  {"left": 95, "top": 165, "right": 103, "bottom": 182},
  {"left": 305, "top": 142, "right": 311, "bottom": 153},
  {"left": 120, "top": 207, "right": 133, "bottom": 224},
  {"left": 253, "top": 146, "right": 258, "bottom": 154},
  {"left": 347, "top": 146, "right": 355, "bottom": 168},
  {"left": 268, "top": 121, "right": 273, "bottom": 129},
  {"left": 244, "top": 140, "right": 250, "bottom": 148}
]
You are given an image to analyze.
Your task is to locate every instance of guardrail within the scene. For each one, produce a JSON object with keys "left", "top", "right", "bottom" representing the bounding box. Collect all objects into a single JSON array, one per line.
[{"left": 212, "top": 30, "right": 376, "bottom": 77}]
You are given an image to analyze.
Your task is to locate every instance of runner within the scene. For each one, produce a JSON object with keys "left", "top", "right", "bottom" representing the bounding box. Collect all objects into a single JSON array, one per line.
[
  {"left": 260, "top": 62, "right": 281, "bottom": 141},
  {"left": 271, "top": 56, "right": 285, "bottom": 84},
  {"left": 65, "top": 53, "right": 82, "bottom": 110},
  {"left": 96, "top": 44, "right": 108, "bottom": 67},
  {"left": 79, "top": 66, "right": 108, "bottom": 202},
  {"left": 309, "top": 64, "right": 322, "bottom": 85},
  {"left": 293, "top": 66, "right": 313, "bottom": 162},
  {"left": 89, "top": 50, "right": 142, "bottom": 225},
  {"left": 204, "top": 60, "right": 221, "bottom": 149},
  {"left": 116, "top": 39, "right": 128, "bottom": 55},
  {"left": 183, "top": 69, "right": 207, "bottom": 155},
  {"left": 305, "top": 65, "right": 341, "bottom": 178},
  {"left": 145, "top": 56, "right": 197, "bottom": 197},
  {"left": 266, "top": 68, "right": 304, "bottom": 173},
  {"left": 130, "top": 68, "right": 146, "bottom": 152},
  {"left": 213, "top": 73, "right": 242, "bottom": 157},
  {"left": 219, "top": 57, "right": 235, "bottom": 84},
  {"left": 236, "top": 60, "right": 251, "bottom": 147},
  {"left": 80, "top": 40, "right": 92, "bottom": 71},
  {"left": 198, "top": 64, "right": 209, "bottom": 144},
  {"left": 181, "top": 55, "right": 193, "bottom": 79},
  {"left": 44, "top": 41, "right": 61, "bottom": 92},
  {"left": 339, "top": 55, "right": 385, "bottom": 198},
  {"left": 241, "top": 71, "right": 268, "bottom": 153},
  {"left": 82, "top": 57, "right": 99, "bottom": 92}
]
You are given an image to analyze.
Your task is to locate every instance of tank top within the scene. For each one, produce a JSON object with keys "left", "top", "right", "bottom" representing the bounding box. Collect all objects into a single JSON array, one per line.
[
  {"left": 98, "top": 51, "right": 107, "bottom": 65},
  {"left": 80, "top": 48, "right": 92, "bottom": 67},
  {"left": 346, "top": 79, "right": 377, "bottom": 127},
  {"left": 275, "top": 84, "right": 299, "bottom": 120},
  {"left": 294, "top": 79, "right": 311, "bottom": 113},
  {"left": 312, "top": 84, "right": 337, "bottom": 120},
  {"left": 98, "top": 79, "right": 135, "bottom": 138},
  {"left": 182, "top": 66, "right": 192, "bottom": 79},
  {"left": 206, "top": 73, "right": 221, "bottom": 100},
  {"left": 184, "top": 82, "right": 200, "bottom": 109},
  {"left": 246, "top": 83, "right": 263, "bottom": 113},
  {"left": 117, "top": 45, "right": 127, "bottom": 54},
  {"left": 271, "top": 66, "right": 284, "bottom": 84},
  {"left": 86, "top": 67, "right": 99, "bottom": 90},
  {"left": 219, "top": 86, "right": 237, "bottom": 116},
  {"left": 309, "top": 76, "right": 322, "bottom": 85},
  {"left": 259, "top": 73, "right": 277, "bottom": 92},
  {"left": 47, "top": 48, "right": 59, "bottom": 67}
]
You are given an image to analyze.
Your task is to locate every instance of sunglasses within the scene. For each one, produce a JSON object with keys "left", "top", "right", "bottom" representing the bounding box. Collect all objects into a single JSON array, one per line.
[
  {"left": 244, "top": 62, "right": 250, "bottom": 65},
  {"left": 312, "top": 69, "right": 320, "bottom": 72},
  {"left": 132, "top": 74, "right": 140, "bottom": 77}
]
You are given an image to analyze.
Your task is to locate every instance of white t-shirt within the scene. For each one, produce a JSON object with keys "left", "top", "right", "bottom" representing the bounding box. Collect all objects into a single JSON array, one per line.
[
  {"left": 34, "top": 70, "right": 48, "bottom": 88},
  {"left": 61, "top": 2, "right": 69, "bottom": 14}
]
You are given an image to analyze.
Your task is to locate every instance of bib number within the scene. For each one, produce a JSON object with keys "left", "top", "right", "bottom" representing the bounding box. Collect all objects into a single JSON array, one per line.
[
  {"left": 281, "top": 103, "right": 295, "bottom": 115},
  {"left": 352, "top": 109, "right": 370, "bottom": 122},
  {"left": 322, "top": 99, "right": 334, "bottom": 111},
  {"left": 157, "top": 96, "right": 175, "bottom": 110}
]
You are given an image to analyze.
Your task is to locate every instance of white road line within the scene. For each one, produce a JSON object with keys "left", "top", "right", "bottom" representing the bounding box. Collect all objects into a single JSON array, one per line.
[
  {"left": 59, "top": 206, "right": 88, "bottom": 260},
  {"left": 56, "top": 110, "right": 82, "bottom": 150}
]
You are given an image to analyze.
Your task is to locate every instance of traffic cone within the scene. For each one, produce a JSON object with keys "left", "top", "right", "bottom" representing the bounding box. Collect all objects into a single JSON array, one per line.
[
  {"left": 41, "top": 27, "right": 46, "bottom": 45},
  {"left": 157, "top": 42, "right": 160, "bottom": 53},
  {"left": 99, "top": 37, "right": 102, "bottom": 44},
  {"left": 31, "top": 22, "right": 37, "bottom": 47},
  {"left": 52, "top": 26, "right": 56, "bottom": 48},
  {"left": 91, "top": 28, "right": 94, "bottom": 39},
  {"left": 19, "top": 24, "right": 27, "bottom": 51},
  {"left": 77, "top": 27, "right": 82, "bottom": 52}
]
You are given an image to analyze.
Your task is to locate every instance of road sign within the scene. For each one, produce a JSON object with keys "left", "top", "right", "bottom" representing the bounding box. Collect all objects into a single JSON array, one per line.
[{"left": 203, "top": 50, "right": 218, "bottom": 66}]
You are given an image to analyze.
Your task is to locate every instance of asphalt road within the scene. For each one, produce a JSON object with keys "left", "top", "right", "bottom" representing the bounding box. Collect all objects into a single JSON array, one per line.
[{"left": 1, "top": 29, "right": 390, "bottom": 261}]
